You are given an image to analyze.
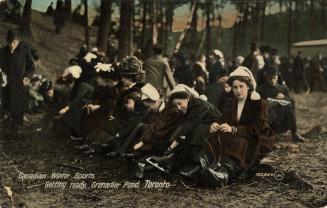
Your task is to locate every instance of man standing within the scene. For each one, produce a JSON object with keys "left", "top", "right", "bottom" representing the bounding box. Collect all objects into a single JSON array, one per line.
[
  {"left": 144, "top": 44, "right": 176, "bottom": 97},
  {"left": 0, "top": 29, "right": 36, "bottom": 136},
  {"left": 293, "top": 51, "right": 310, "bottom": 94}
]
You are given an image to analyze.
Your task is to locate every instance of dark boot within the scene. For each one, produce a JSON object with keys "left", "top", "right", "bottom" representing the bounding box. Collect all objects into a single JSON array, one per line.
[
  {"left": 292, "top": 132, "right": 306, "bottom": 142},
  {"left": 106, "top": 150, "right": 119, "bottom": 159},
  {"left": 120, "top": 150, "right": 144, "bottom": 160},
  {"left": 179, "top": 165, "right": 201, "bottom": 181},
  {"left": 135, "top": 162, "right": 145, "bottom": 179}
]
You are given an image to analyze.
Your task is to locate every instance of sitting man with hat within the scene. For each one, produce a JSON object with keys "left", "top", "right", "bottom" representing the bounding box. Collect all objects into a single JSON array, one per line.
[{"left": 257, "top": 66, "right": 305, "bottom": 142}]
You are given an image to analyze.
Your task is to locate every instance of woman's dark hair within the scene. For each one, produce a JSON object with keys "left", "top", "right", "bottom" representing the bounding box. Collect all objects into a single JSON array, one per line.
[
  {"left": 56, "top": 73, "right": 74, "bottom": 85},
  {"left": 169, "top": 91, "right": 190, "bottom": 101},
  {"left": 227, "top": 76, "right": 254, "bottom": 92},
  {"left": 121, "top": 74, "right": 138, "bottom": 83},
  {"left": 196, "top": 54, "right": 206, "bottom": 61}
]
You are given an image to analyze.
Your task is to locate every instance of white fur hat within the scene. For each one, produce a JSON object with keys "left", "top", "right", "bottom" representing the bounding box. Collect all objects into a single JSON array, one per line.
[
  {"left": 170, "top": 84, "right": 208, "bottom": 101},
  {"left": 229, "top": 66, "right": 261, "bottom": 100},
  {"left": 63, "top": 65, "right": 82, "bottom": 79},
  {"left": 213, "top": 49, "right": 224, "bottom": 58},
  {"left": 235, "top": 56, "right": 244, "bottom": 65},
  {"left": 141, "top": 83, "right": 160, "bottom": 101}
]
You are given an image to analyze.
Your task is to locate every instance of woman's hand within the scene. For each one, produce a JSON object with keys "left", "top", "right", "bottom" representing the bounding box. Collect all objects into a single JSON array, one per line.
[
  {"left": 220, "top": 123, "right": 232, "bottom": 133},
  {"left": 85, "top": 104, "right": 100, "bottom": 113},
  {"left": 276, "top": 93, "right": 285, "bottom": 99},
  {"left": 59, "top": 106, "right": 70, "bottom": 115},
  {"left": 22, "top": 77, "right": 30, "bottom": 86},
  {"left": 210, "top": 122, "right": 220, "bottom": 133}
]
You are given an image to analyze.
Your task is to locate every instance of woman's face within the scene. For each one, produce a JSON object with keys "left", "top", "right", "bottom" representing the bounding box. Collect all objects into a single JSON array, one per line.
[
  {"left": 172, "top": 98, "right": 189, "bottom": 114},
  {"left": 232, "top": 80, "right": 249, "bottom": 100},
  {"left": 96, "top": 77, "right": 107, "bottom": 87},
  {"left": 121, "top": 76, "right": 133, "bottom": 87}
]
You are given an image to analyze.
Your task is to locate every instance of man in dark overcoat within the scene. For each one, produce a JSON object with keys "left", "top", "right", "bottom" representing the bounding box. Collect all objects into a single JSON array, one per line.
[
  {"left": 257, "top": 66, "right": 305, "bottom": 142},
  {"left": 0, "top": 29, "right": 36, "bottom": 135}
]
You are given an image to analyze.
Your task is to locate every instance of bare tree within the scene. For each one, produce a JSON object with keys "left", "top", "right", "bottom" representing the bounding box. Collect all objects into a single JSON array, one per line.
[
  {"left": 65, "top": 0, "right": 72, "bottom": 19},
  {"left": 320, "top": 0, "right": 327, "bottom": 38},
  {"left": 19, "top": 0, "right": 33, "bottom": 36},
  {"left": 205, "top": 0, "right": 212, "bottom": 56},
  {"left": 97, "top": 0, "right": 112, "bottom": 53},
  {"left": 288, "top": 0, "right": 293, "bottom": 57},
  {"left": 260, "top": 0, "right": 267, "bottom": 42},
  {"left": 118, "top": 0, "right": 134, "bottom": 59},
  {"left": 84, "top": 0, "right": 90, "bottom": 50},
  {"left": 310, "top": 0, "right": 315, "bottom": 39},
  {"left": 140, "top": 0, "right": 148, "bottom": 51}
]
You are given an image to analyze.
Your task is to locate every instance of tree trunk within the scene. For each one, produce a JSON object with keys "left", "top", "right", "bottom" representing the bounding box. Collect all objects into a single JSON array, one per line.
[
  {"left": 152, "top": 0, "right": 158, "bottom": 45},
  {"left": 217, "top": 13, "right": 222, "bottom": 50},
  {"left": 174, "top": 3, "right": 196, "bottom": 54},
  {"left": 239, "top": 2, "right": 249, "bottom": 52},
  {"left": 97, "top": 0, "right": 112, "bottom": 53},
  {"left": 206, "top": 1, "right": 211, "bottom": 57},
  {"left": 321, "top": 0, "right": 327, "bottom": 38},
  {"left": 253, "top": 0, "right": 261, "bottom": 44},
  {"left": 140, "top": 1, "right": 147, "bottom": 50},
  {"left": 190, "top": 2, "right": 198, "bottom": 43},
  {"left": 65, "top": 0, "right": 72, "bottom": 19},
  {"left": 260, "top": 0, "right": 266, "bottom": 42},
  {"left": 165, "top": 1, "right": 174, "bottom": 33},
  {"left": 288, "top": 0, "right": 293, "bottom": 58},
  {"left": 310, "top": 0, "right": 315, "bottom": 39},
  {"left": 83, "top": 0, "right": 90, "bottom": 50},
  {"left": 157, "top": 1, "right": 165, "bottom": 45},
  {"left": 164, "top": 1, "right": 174, "bottom": 54},
  {"left": 19, "top": 0, "right": 33, "bottom": 36},
  {"left": 118, "top": 0, "right": 134, "bottom": 59}
]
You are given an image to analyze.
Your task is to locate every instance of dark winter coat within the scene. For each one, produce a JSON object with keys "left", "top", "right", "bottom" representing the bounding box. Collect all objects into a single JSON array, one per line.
[
  {"left": 205, "top": 82, "right": 224, "bottom": 110},
  {"left": 293, "top": 55, "right": 304, "bottom": 80},
  {"left": 207, "top": 96, "right": 274, "bottom": 169},
  {"left": 257, "top": 83, "right": 297, "bottom": 133},
  {"left": 0, "top": 42, "right": 36, "bottom": 112},
  {"left": 174, "top": 98, "right": 222, "bottom": 147},
  {"left": 243, "top": 53, "right": 259, "bottom": 81}
]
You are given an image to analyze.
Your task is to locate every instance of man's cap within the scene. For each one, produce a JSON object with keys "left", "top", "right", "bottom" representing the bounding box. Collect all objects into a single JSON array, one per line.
[
  {"left": 6, "top": 29, "right": 19, "bottom": 42},
  {"left": 264, "top": 66, "right": 279, "bottom": 76}
]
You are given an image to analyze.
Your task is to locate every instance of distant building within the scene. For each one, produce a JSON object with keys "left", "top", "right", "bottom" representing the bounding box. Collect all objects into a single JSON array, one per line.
[{"left": 291, "top": 39, "right": 327, "bottom": 57}]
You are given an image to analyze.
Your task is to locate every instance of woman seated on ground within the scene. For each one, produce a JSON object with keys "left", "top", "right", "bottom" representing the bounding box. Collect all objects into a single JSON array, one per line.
[
  {"left": 148, "top": 84, "right": 221, "bottom": 176},
  {"left": 197, "top": 66, "right": 274, "bottom": 186},
  {"left": 56, "top": 65, "right": 95, "bottom": 138}
]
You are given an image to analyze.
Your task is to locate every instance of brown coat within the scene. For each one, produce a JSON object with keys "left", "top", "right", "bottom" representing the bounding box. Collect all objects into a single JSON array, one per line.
[
  {"left": 140, "top": 103, "right": 183, "bottom": 152},
  {"left": 207, "top": 96, "right": 274, "bottom": 169}
]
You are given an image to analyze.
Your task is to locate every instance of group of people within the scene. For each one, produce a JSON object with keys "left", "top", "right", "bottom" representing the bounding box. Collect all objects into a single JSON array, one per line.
[{"left": 0, "top": 28, "right": 312, "bottom": 187}]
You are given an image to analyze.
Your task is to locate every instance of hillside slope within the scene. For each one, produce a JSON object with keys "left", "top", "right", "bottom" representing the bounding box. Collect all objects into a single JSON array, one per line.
[{"left": 0, "top": 11, "right": 96, "bottom": 80}]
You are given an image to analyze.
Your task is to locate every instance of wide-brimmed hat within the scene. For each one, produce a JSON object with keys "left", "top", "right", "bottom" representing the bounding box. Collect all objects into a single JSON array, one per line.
[{"left": 119, "top": 56, "right": 145, "bottom": 75}]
